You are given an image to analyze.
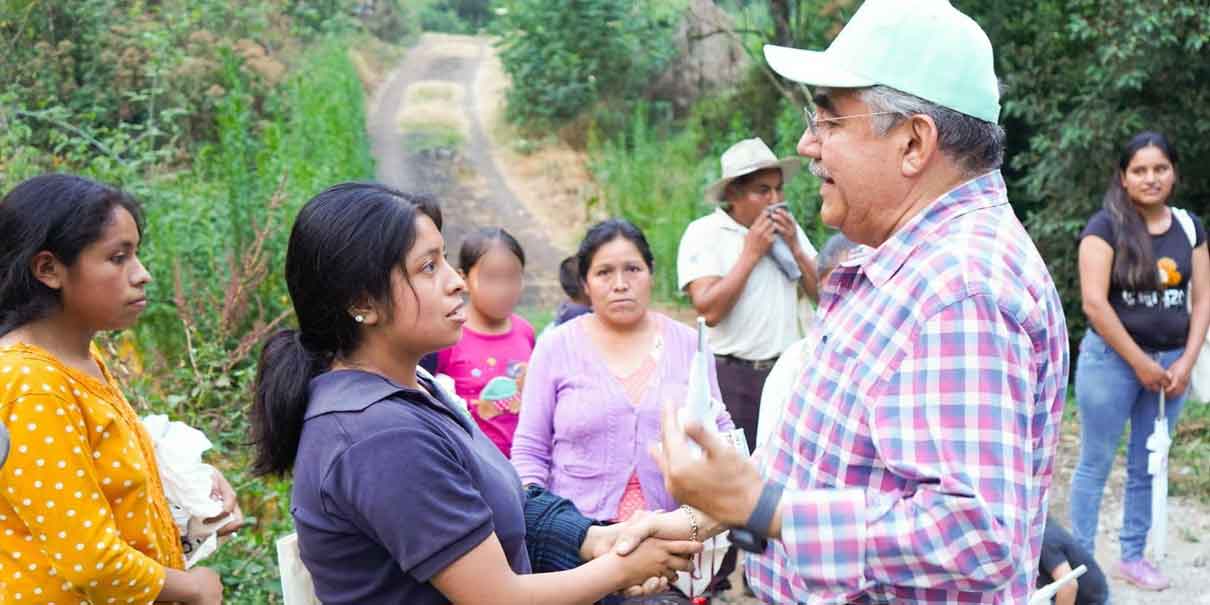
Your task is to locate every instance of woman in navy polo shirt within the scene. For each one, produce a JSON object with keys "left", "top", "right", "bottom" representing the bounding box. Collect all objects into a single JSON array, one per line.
[{"left": 248, "top": 183, "right": 700, "bottom": 604}]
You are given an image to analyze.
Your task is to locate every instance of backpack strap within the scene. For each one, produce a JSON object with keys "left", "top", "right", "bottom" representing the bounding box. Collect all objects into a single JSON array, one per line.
[{"left": 1173, "top": 207, "right": 1197, "bottom": 248}]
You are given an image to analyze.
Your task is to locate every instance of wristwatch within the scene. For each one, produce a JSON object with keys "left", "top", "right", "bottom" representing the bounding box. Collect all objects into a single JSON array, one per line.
[{"left": 731, "top": 481, "right": 784, "bottom": 553}]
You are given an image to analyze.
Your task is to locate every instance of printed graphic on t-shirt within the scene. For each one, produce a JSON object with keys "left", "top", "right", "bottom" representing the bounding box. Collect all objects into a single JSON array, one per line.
[
  {"left": 474, "top": 360, "right": 527, "bottom": 420},
  {"left": 1120, "top": 256, "right": 1186, "bottom": 310}
]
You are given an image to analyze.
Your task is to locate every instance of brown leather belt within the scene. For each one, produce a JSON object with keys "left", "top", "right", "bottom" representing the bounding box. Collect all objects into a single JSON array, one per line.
[{"left": 717, "top": 354, "right": 779, "bottom": 372}]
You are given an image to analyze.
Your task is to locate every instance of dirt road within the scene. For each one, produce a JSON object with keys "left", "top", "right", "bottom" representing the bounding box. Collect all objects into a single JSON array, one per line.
[{"left": 367, "top": 33, "right": 567, "bottom": 310}]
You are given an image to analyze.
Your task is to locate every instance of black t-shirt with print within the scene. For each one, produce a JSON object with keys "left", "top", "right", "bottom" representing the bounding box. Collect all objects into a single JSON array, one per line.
[{"left": 1081, "top": 208, "right": 1206, "bottom": 351}]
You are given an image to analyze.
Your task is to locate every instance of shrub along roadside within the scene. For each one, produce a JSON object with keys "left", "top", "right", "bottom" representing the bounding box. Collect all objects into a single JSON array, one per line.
[{"left": 5, "top": 34, "right": 373, "bottom": 601}]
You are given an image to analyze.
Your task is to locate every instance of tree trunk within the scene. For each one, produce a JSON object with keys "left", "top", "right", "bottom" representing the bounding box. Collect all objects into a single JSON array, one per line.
[{"left": 771, "top": 0, "right": 792, "bottom": 45}]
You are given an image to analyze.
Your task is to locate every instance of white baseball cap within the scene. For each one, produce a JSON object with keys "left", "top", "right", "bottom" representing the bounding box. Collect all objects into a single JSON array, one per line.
[{"left": 763, "top": 0, "right": 1001, "bottom": 123}]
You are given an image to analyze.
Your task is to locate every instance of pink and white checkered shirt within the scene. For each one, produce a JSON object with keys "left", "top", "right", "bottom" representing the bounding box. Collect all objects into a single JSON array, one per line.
[{"left": 745, "top": 171, "right": 1069, "bottom": 604}]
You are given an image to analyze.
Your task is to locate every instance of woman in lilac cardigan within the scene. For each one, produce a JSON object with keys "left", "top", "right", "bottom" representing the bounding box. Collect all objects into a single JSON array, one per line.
[{"left": 512, "top": 219, "right": 734, "bottom": 521}]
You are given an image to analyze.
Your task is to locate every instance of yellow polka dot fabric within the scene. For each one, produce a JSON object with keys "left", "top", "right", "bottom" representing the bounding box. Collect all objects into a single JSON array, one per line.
[{"left": 0, "top": 343, "right": 185, "bottom": 604}]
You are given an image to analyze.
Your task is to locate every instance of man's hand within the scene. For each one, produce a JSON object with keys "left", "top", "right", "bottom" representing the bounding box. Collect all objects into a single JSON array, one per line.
[
  {"left": 741, "top": 211, "right": 778, "bottom": 261},
  {"left": 205, "top": 469, "right": 244, "bottom": 536},
  {"left": 651, "top": 402, "right": 764, "bottom": 528}
]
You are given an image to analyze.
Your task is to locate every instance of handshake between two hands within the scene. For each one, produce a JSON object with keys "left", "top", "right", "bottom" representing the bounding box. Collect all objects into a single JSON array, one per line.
[
  {"left": 578, "top": 402, "right": 768, "bottom": 597},
  {"left": 581, "top": 508, "right": 702, "bottom": 598}
]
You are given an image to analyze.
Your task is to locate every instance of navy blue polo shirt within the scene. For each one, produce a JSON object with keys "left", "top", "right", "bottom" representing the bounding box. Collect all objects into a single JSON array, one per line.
[{"left": 291, "top": 369, "right": 531, "bottom": 604}]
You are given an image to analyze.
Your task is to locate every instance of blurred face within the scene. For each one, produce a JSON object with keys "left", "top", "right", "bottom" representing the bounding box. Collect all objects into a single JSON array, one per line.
[
  {"left": 382, "top": 215, "right": 467, "bottom": 354},
  {"left": 465, "top": 243, "right": 525, "bottom": 323},
  {"left": 797, "top": 89, "right": 907, "bottom": 247},
  {"left": 1121, "top": 145, "right": 1176, "bottom": 209},
  {"left": 583, "top": 237, "right": 652, "bottom": 329},
  {"left": 43, "top": 206, "right": 151, "bottom": 331},
  {"left": 724, "top": 168, "right": 784, "bottom": 228}
]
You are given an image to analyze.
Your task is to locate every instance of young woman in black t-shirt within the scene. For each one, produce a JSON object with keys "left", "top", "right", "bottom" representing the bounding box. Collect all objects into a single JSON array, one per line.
[{"left": 1071, "top": 132, "right": 1210, "bottom": 591}]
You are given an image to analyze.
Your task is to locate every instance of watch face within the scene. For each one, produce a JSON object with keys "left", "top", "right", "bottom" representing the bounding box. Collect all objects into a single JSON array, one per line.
[{"left": 730, "top": 528, "right": 768, "bottom": 554}]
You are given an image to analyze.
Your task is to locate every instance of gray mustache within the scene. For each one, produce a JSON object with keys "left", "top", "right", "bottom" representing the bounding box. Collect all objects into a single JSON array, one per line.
[{"left": 809, "top": 162, "right": 831, "bottom": 181}]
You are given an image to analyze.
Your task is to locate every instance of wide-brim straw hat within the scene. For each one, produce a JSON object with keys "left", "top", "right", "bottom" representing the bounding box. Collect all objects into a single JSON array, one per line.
[{"left": 705, "top": 138, "right": 801, "bottom": 202}]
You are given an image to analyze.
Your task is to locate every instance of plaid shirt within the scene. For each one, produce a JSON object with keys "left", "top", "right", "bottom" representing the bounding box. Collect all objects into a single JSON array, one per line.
[{"left": 745, "top": 171, "right": 1069, "bottom": 604}]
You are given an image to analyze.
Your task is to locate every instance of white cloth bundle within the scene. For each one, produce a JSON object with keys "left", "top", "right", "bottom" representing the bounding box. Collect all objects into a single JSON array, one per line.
[{"left": 141, "top": 414, "right": 225, "bottom": 567}]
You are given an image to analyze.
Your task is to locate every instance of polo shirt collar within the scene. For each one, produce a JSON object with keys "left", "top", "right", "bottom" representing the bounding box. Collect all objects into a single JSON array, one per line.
[
  {"left": 861, "top": 170, "right": 1009, "bottom": 288},
  {"left": 306, "top": 369, "right": 473, "bottom": 432}
]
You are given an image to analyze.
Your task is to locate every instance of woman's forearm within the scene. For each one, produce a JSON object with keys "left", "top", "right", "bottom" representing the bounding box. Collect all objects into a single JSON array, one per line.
[
  {"left": 512, "top": 555, "right": 634, "bottom": 604},
  {"left": 1084, "top": 299, "right": 1150, "bottom": 368}
]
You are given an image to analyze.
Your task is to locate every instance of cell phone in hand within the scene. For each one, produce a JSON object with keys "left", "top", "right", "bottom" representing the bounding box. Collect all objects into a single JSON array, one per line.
[{"left": 766, "top": 202, "right": 789, "bottom": 214}]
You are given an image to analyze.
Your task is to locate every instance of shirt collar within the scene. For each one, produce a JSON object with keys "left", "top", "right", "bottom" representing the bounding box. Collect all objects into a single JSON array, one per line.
[
  {"left": 305, "top": 368, "right": 474, "bottom": 431},
  {"left": 861, "top": 170, "right": 1009, "bottom": 288},
  {"left": 712, "top": 207, "right": 748, "bottom": 232}
]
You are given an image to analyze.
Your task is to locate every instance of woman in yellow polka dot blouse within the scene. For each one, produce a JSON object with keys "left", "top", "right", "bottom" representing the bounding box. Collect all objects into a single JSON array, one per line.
[{"left": 0, "top": 175, "right": 239, "bottom": 604}]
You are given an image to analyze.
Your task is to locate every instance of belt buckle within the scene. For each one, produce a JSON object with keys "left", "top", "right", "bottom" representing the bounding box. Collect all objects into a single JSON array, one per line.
[{"left": 751, "top": 358, "right": 776, "bottom": 371}]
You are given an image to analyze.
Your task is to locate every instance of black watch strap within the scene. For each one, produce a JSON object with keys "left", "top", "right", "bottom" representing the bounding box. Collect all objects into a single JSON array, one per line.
[
  {"left": 747, "top": 481, "right": 784, "bottom": 537},
  {"left": 732, "top": 481, "right": 784, "bottom": 553}
]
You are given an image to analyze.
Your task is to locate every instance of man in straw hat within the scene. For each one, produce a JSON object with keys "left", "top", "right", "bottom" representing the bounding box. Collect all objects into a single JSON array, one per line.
[
  {"left": 677, "top": 136, "right": 820, "bottom": 597},
  {"left": 654, "top": 1, "right": 1069, "bottom": 603},
  {"left": 678, "top": 138, "right": 820, "bottom": 448}
]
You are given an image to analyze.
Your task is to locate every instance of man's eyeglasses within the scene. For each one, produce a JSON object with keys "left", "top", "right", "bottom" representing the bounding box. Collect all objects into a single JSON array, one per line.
[{"left": 802, "top": 107, "right": 899, "bottom": 139}]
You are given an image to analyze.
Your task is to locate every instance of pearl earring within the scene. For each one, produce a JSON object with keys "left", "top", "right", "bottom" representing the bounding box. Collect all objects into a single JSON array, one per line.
[{"left": 354, "top": 314, "right": 365, "bottom": 323}]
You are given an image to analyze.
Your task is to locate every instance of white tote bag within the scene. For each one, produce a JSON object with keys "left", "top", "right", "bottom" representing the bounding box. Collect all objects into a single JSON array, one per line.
[
  {"left": 276, "top": 533, "right": 321, "bottom": 605},
  {"left": 1172, "top": 209, "right": 1210, "bottom": 403}
]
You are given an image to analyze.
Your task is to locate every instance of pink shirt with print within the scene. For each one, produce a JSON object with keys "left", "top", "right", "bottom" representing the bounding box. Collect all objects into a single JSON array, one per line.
[{"left": 436, "top": 314, "right": 535, "bottom": 457}]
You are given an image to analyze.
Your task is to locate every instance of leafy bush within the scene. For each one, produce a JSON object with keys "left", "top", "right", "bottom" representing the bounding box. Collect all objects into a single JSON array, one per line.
[
  {"left": 953, "top": 0, "right": 1210, "bottom": 341},
  {"left": 3, "top": 2, "right": 376, "bottom": 597},
  {"left": 415, "top": 0, "right": 494, "bottom": 33},
  {"left": 493, "top": 0, "right": 683, "bottom": 129}
]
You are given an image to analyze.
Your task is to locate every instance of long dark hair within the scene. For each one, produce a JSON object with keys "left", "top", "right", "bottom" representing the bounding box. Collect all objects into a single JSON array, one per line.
[
  {"left": 250, "top": 182, "right": 441, "bottom": 476},
  {"left": 1103, "top": 131, "right": 1179, "bottom": 290},
  {"left": 575, "top": 219, "right": 655, "bottom": 283},
  {"left": 0, "top": 174, "right": 144, "bottom": 337}
]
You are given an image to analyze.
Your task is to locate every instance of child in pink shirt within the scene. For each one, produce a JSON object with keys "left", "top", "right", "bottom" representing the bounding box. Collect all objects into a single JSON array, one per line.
[{"left": 437, "top": 228, "right": 535, "bottom": 456}]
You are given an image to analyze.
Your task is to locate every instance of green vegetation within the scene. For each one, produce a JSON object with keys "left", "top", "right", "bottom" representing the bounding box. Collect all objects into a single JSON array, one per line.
[
  {"left": 514, "top": 0, "right": 1210, "bottom": 500},
  {"left": 416, "top": 0, "right": 495, "bottom": 33},
  {"left": 493, "top": 0, "right": 684, "bottom": 129},
  {"left": 3, "top": 1, "right": 383, "bottom": 600},
  {"left": 1173, "top": 401, "right": 1210, "bottom": 503}
]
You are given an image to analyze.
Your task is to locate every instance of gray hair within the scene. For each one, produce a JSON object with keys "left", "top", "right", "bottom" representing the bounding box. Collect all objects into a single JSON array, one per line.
[
  {"left": 817, "top": 232, "right": 858, "bottom": 277},
  {"left": 857, "top": 85, "right": 1006, "bottom": 176}
]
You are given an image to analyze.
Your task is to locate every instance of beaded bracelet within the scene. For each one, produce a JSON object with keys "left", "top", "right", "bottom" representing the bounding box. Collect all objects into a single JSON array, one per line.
[{"left": 680, "top": 505, "right": 699, "bottom": 542}]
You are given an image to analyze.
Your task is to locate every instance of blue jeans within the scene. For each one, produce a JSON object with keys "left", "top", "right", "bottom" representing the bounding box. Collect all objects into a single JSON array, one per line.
[{"left": 1069, "top": 330, "right": 1187, "bottom": 561}]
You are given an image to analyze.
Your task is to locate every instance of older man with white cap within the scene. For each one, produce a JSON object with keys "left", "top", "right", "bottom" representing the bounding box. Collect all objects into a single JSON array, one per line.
[{"left": 653, "top": 1, "right": 1070, "bottom": 603}]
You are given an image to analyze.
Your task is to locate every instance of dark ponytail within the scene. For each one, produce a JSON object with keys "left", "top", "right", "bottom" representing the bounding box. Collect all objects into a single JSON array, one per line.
[
  {"left": 249, "top": 182, "right": 441, "bottom": 476},
  {"left": 249, "top": 330, "right": 330, "bottom": 476},
  {"left": 1104, "top": 131, "right": 1179, "bottom": 291}
]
